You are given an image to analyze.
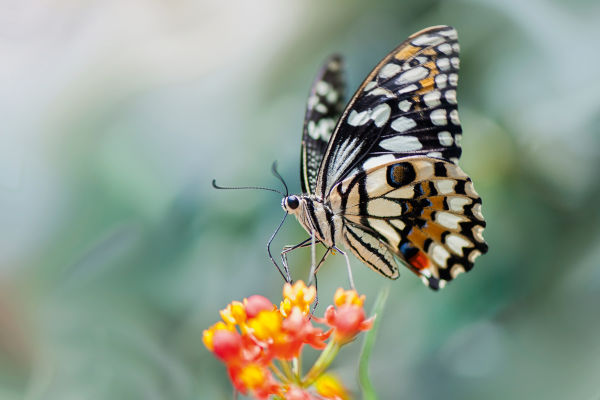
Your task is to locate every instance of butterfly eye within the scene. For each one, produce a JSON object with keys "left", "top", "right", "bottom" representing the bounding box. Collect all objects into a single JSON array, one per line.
[{"left": 286, "top": 196, "right": 300, "bottom": 210}]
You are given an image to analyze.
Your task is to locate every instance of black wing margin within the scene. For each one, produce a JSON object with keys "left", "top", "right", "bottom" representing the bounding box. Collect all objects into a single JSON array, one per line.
[{"left": 300, "top": 55, "right": 346, "bottom": 195}]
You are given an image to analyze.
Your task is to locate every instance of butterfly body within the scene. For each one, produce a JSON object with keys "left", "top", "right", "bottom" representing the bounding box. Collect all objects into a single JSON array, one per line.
[{"left": 284, "top": 26, "right": 487, "bottom": 290}]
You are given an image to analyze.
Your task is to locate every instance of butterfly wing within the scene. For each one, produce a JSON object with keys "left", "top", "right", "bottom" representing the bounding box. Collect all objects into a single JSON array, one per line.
[
  {"left": 301, "top": 55, "right": 346, "bottom": 195},
  {"left": 329, "top": 157, "right": 487, "bottom": 289},
  {"left": 315, "top": 25, "right": 463, "bottom": 199}
]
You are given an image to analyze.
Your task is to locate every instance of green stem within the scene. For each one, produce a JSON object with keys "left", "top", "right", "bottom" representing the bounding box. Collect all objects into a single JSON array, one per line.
[
  {"left": 302, "top": 340, "right": 341, "bottom": 387},
  {"left": 359, "top": 284, "right": 390, "bottom": 400},
  {"left": 269, "top": 363, "right": 287, "bottom": 383},
  {"left": 278, "top": 359, "right": 295, "bottom": 382}
]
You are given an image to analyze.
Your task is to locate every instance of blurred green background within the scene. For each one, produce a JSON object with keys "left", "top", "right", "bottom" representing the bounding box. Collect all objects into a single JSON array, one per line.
[{"left": 2, "top": 0, "right": 600, "bottom": 399}]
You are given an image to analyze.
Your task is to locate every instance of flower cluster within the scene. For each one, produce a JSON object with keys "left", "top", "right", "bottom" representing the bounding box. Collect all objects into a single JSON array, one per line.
[{"left": 203, "top": 281, "right": 374, "bottom": 399}]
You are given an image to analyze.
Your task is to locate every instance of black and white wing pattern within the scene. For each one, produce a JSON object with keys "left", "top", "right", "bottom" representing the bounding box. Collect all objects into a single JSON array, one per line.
[
  {"left": 301, "top": 55, "right": 346, "bottom": 195},
  {"left": 318, "top": 26, "right": 487, "bottom": 289},
  {"left": 316, "top": 25, "right": 463, "bottom": 199},
  {"left": 329, "top": 157, "right": 487, "bottom": 289}
]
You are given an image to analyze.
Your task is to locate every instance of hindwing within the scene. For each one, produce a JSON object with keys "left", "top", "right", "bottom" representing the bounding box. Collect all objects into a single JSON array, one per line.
[
  {"left": 301, "top": 55, "right": 346, "bottom": 195},
  {"left": 330, "top": 157, "right": 487, "bottom": 289}
]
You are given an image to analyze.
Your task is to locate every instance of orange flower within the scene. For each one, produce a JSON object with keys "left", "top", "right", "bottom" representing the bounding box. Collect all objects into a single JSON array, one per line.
[
  {"left": 244, "top": 295, "right": 276, "bottom": 318},
  {"left": 228, "top": 363, "right": 281, "bottom": 399},
  {"left": 203, "top": 281, "right": 375, "bottom": 399},
  {"left": 280, "top": 281, "right": 316, "bottom": 316},
  {"left": 315, "top": 373, "right": 351, "bottom": 400},
  {"left": 333, "top": 288, "right": 365, "bottom": 308},
  {"left": 203, "top": 321, "right": 235, "bottom": 351},
  {"left": 324, "top": 304, "right": 373, "bottom": 345},
  {"left": 220, "top": 301, "right": 247, "bottom": 326}
]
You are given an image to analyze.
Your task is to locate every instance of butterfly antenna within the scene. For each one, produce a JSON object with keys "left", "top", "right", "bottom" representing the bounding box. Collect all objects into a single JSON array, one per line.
[
  {"left": 267, "top": 211, "right": 290, "bottom": 282},
  {"left": 271, "top": 161, "right": 289, "bottom": 197},
  {"left": 211, "top": 179, "right": 284, "bottom": 196}
]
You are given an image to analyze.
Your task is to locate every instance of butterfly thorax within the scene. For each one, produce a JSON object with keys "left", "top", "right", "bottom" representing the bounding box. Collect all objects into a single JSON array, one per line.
[{"left": 282, "top": 194, "right": 343, "bottom": 248}]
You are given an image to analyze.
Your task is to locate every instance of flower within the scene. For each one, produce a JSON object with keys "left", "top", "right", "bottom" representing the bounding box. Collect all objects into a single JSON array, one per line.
[
  {"left": 203, "top": 281, "right": 373, "bottom": 399},
  {"left": 280, "top": 281, "right": 317, "bottom": 317},
  {"left": 325, "top": 289, "right": 373, "bottom": 345},
  {"left": 315, "top": 373, "right": 351, "bottom": 400}
]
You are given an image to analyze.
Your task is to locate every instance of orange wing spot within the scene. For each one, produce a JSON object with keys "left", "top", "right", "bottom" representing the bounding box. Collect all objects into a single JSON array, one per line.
[
  {"left": 421, "top": 222, "right": 446, "bottom": 242},
  {"left": 409, "top": 251, "right": 430, "bottom": 270},
  {"left": 416, "top": 61, "right": 438, "bottom": 94},
  {"left": 407, "top": 228, "right": 427, "bottom": 249},
  {"left": 421, "top": 48, "right": 437, "bottom": 56},
  {"left": 394, "top": 45, "right": 421, "bottom": 61},
  {"left": 427, "top": 196, "right": 446, "bottom": 210}
]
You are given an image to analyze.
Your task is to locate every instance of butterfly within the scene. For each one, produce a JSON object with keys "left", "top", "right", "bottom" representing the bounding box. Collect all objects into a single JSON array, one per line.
[{"left": 280, "top": 26, "right": 488, "bottom": 290}]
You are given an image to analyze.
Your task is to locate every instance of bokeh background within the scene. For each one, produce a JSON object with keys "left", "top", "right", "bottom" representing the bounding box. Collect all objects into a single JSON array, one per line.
[{"left": 2, "top": 0, "right": 600, "bottom": 399}]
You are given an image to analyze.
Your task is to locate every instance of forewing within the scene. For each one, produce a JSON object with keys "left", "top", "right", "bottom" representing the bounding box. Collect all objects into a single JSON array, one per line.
[
  {"left": 316, "top": 25, "right": 463, "bottom": 199},
  {"left": 301, "top": 55, "right": 346, "bottom": 195},
  {"left": 330, "top": 157, "right": 487, "bottom": 290}
]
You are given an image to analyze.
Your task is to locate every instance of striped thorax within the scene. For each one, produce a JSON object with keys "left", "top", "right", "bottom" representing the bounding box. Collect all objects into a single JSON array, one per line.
[{"left": 282, "top": 195, "right": 344, "bottom": 248}]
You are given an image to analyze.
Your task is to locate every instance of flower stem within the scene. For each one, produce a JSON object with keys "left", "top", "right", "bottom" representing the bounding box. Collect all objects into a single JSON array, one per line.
[
  {"left": 302, "top": 340, "right": 341, "bottom": 387},
  {"left": 278, "top": 359, "right": 295, "bottom": 382},
  {"left": 269, "top": 362, "right": 287, "bottom": 383}
]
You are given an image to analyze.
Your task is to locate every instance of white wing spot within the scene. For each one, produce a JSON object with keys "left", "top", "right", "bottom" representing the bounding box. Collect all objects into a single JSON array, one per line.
[
  {"left": 379, "top": 63, "right": 402, "bottom": 79},
  {"left": 326, "top": 90, "right": 339, "bottom": 104},
  {"left": 387, "top": 186, "right": 414, "bottom": 199},
  {"left": 391, "top": 116, "right": 416, "bottom": 132},
  {"left": 472, "top": 202, "right": 484, "bottom": 220},
  {"left": 446, "top": 234, "right": 471, "bottom": 256},
  {"left": 437, "top": 43, "right": 452, "bottom": 55},
  {"left": 452, "top": 43, "right": 460, "bottom": 53},
  {"left": 472, "top": 225, "right": 484, "bottom": 242},
  {"left": 372, "top": 103, "right": 391, "bottom": 127},
  {"left": 315, "top": 103, "right": 327, "bottom": 113},
  {"left": 397, "top": 66, "right": 429, "bottom": 85},
  {"left": 430, "top": 243, "right": 450, "bottom": 267},
  {"left": 380, "top": 135, "right": 422, "bottom": 151},
  {"left": 348, "top": 110, "right": 370, "bottom": 126},
  {"left": 435, "top": 74, "right": 448, "bottom": 89},
  {"left": 423, "top": 90, "right": 441, "bottom": 107},
  {"left": 455, "top": 134, "right": 462, "bottom": 146},
  {"left": 437, "top": 58, "right": 451, "bottom": 71},
  {"left": 398, "top": 100, "right": 412, "bottom": 112},
  {"left": 448, "top": 197, "right": 471, "bottom": 212},
  {"left": 411, "top": 34, "right": 444, "bottom": 46},
  {"left": 439, "top": 29, "right": 458, "bottom": 40},
  {"left": 367, "top": 198, "right": 403, "bottom": 217},
  {"left": 450, "top": 264, "right": 465, "bottom": 279},
  {"left": 427, "top": 151, "right": 443, "bottom": 158},
  {"left": 449, "top": 109, "right": 460, "bottom": 125},
  {"left": 449, "top": 73, "right": 458, "bottom": 86},
  {"left": 468, "top": 249, "right": 482, "bottom": 263},
  {"left": 438, "top": 131, "right": 453, "bottom": 146},
  {"left": 364, "top": 81, "right": 377, "bottom": 91},
  {"left": 315, "top": 81, "right": 331, "bottom": 96},
  {"left": 445, "top": 90, "right": 457, "bottom": 104},
  {"left": 430, "top": 109, "right": 447, "bottom": 126},
  {"left": 451, "top": 57, "right": 460, "bottom": 69},
  {"left": 307, "top": 95, "right": 319, "bottom": 110},
  {"left": 398, "top": 84, "right": 418, "bottom": 94},
  {"left": 368, "top": 87, "right": 394, "bottom": 98},
  {"left": 362, "top": 154, "right": 397, "bottom": 170},
  {"left": 390, "top": 219, "right": 406, "bottom": 230},
  {"left": 435, "top": 179, "right": 456, "bottom": 194},
  {"left": 436, "top": 211, "right": 464, "bottom": 229}
]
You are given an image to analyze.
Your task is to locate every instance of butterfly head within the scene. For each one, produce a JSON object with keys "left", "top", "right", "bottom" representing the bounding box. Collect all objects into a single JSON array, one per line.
[{"left": 282, "top": 195, "right": 301, "bottom": 214}]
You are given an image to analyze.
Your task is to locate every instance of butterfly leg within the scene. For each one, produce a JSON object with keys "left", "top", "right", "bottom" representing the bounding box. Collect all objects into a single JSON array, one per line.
[
  {"left": 308, "top": 248, "right": 330, "bottom": 315},
  {"left": 281, "top": 237, "right": 316, "bottom": 282},
  {"left": 333, "top": 246, "right": 355, "bottom": 290}
]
